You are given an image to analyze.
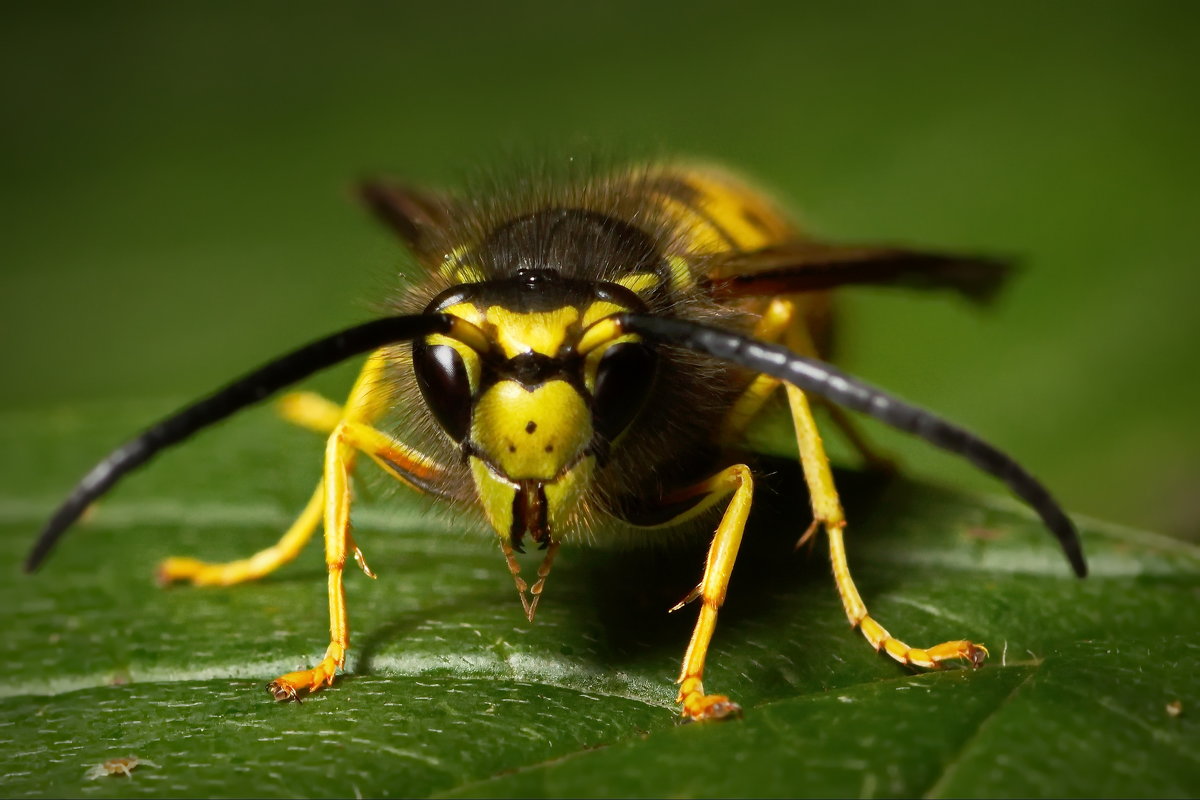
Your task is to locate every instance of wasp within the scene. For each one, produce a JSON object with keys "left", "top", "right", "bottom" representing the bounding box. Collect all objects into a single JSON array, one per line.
[{"left": 25, "top": 161, "right": 1086, "bottom": 721}]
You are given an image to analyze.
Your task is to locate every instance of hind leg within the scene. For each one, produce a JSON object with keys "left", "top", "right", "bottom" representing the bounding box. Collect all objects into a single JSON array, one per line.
[{"left": 782, "top": 317, "right": 987, "bottom": 669}]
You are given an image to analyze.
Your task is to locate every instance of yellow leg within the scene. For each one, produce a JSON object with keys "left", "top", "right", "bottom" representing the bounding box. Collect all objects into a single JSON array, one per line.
[
  {"left": 720, "top": 297, "right": 893, "bottom": 469},
  {"left": 278, "top": 390, "right": 345, "bottom": 435},
  {"left": 263, "top": 415, "right": 451, "bottom": 701},
  {"left": 267, "top": 421, "right": 356, "bottom": 701},
  {"left": 157, "top": 481, "right": 324, "bottom": 586},
  {"left": 667, "top": 464, "right": 755, "bottom": 722},
  {"left": 718, "top": 299, "right": 794, "bottom": 445},
  {"left": 151, "top": 350, "right": 449, "bottom": 699},
  {"left": 276, "top": 377, "right": 446, "bottom": 497},
  {"left": 783, "top": 322, "right": 987, "bottom": 669},
  {"left": 157, "top": 352, "right": 438, "bottom": 587}
]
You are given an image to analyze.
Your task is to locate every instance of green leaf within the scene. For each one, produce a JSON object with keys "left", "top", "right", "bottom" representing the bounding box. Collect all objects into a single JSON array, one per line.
[{"left": 2, "top": 401, "right": 1198, "bottom": 798}]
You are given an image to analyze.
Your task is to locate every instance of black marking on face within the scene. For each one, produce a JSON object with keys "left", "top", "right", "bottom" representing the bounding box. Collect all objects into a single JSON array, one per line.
[{"left": 479, "top": 354, "right": 590, "bottom": 398}]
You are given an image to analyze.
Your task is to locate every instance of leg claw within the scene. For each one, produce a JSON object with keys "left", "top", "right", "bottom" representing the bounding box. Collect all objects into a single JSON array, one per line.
[
  {"left": 966, "top": 642, "right": 989, "bottom": 669},
  {"left": 267, "top": 656, "right": 340, "bottom": 703},
  {"left": 681, "top": 693, "right": 743, "bottom": 723},
  {"left": 267, "top": 680, "right": 301, "bottom": 703},
  {"left": 156, "top": 557, "right": 211, "bottom": 586}
]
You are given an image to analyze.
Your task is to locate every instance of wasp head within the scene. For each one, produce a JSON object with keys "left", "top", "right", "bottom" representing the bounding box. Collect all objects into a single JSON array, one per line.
[{"left": 414, "top": 269, "right": 657, "bottom": 551}]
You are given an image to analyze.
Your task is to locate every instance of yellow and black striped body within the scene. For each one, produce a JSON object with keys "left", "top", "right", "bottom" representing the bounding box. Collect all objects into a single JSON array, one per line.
[{"left": 47, "top": 157, "right": 1037, "bottom": 719}]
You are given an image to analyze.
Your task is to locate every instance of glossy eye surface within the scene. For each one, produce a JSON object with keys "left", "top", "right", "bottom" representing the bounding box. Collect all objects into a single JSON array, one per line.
[
  {"left": 591, "top": 341, "right": 658, "bottom": 444},
  {"left": 412, "top": 341, "right": 472, "bottom": 441}
]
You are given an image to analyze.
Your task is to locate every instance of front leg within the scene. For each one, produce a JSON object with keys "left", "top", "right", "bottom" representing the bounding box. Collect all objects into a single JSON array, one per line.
[
  {"left": 662, "top": 464, "right": 756, "bottom": 722},
  {"left": 264, "top": 417, "right": 452, "bottom": 701},
  {"left": 267, "top": 421, "right": 355, "bottom": 701}
]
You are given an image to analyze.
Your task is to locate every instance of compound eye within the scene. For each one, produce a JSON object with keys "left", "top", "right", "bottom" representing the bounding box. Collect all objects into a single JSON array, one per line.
[
  {"left": 592, "top": 341, "right": 658, "bottom": 444},
  {"left": 412, "top": 341, "right": 472, "bottom": 441}
]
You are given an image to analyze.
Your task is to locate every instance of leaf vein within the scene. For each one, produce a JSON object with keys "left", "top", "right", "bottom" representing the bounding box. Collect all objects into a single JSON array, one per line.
[{"left": 920, "top": 665, "right": 1039, "bottom": 799}]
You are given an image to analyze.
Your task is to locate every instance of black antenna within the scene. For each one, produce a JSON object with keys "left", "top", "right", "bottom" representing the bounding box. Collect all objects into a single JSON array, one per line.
[
  {"left": 619, "top": 313, "right": 1087, "bottom": 578},
  {"left": 25, "top": 314, "right": 452, "bottom": 572}
]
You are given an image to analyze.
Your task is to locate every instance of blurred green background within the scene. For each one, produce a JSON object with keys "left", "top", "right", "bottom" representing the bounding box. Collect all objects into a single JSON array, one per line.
[{"left": 1, "top": 1, "right": 1197, "bottom": 541}]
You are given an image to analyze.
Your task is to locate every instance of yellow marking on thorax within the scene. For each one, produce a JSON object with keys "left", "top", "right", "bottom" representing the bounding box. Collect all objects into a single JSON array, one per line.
[
  {"left": 680, "top": 172, "right": 793, "bottom": 251},
  {"left": 666, "top": 255, "right": 695, "bottom": 293},
  {"left": 439, "top": 247, "right": 486, "bottom": 285},
  {"left": 649, "top": 169, "right": 796, "bottom": 259},
  {"left": 614, "top": 271, "right": 661, "bottom": 297},
  {"left": 654, "top": 193, "right": 728, "bottom": 255},
  {"left": 486, "top": 306, "right": 580, "bottom": 358}
]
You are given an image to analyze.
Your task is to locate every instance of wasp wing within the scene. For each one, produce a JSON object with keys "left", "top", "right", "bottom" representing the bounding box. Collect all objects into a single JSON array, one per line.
[
  {"left": 358, "top": 179, "right": 459, "bottom": 261},
  {"left": 705, "top": 241, "right": 1013, "bottom": 305}
]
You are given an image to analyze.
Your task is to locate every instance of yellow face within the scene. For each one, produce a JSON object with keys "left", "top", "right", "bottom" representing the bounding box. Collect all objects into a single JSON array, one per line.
[
  {"left": 413, "top": 277, "right": 656, "bottom": 551},
  {"left": 468, "top": 377, "right": 596, "bottom": 548}
]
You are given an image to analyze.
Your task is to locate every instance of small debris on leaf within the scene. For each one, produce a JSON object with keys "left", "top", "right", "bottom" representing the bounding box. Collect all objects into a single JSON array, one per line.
[{"left": 85, "top": 755, "right": 159, "bottom": 780}]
